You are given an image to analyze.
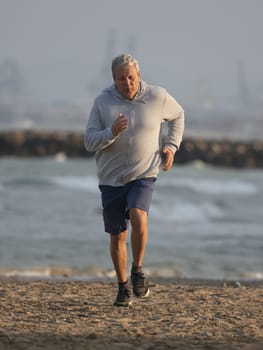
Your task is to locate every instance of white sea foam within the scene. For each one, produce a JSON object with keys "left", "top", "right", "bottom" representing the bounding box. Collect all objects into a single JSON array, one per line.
[
  {"left": 0, "top": 266, "right": 118, "bottom": 280},
  {"left": 54, "top": 152, "right": 67, "bottom": 162},
  {"left": 3, "top": 265, "right": 261, "bottom": 281},
  {"left": 158, "top": 177, "right": 257, "bottom": 195},
  {"left": 51, "top": 176, "right": 98, "bottom": 193},
  {"left": 241, "top": 271, "right": 263, "bottom": 280},
  {"left": 150, "top": 201, "right": 223, "bottom": 223},
  {"left": 49, "top": 175, "right": 257, "bottom": 196},
  {"left": 0, "top": 265, "right": 184, "bottom": 280}
]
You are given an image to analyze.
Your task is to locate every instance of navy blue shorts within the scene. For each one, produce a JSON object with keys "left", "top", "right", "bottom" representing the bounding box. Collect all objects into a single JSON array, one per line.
[{"left": 99, "top": 178, "right": 156, "bottom": 234}]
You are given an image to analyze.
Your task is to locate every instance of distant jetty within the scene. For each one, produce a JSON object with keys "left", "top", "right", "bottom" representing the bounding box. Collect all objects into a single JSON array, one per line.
[{"left": 0, "top": 130, "right": 262, "bottom": 168}]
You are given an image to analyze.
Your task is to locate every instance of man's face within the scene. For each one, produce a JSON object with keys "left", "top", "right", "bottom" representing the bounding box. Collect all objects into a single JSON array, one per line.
[{"left": 113, "top": 64, "right": 140, "bottom": 100}]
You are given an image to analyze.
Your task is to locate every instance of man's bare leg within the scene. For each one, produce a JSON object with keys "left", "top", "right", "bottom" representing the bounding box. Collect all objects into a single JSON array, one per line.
[
  {"left": 110, "top": 229, "right": 128, "bottom": 283},
  {"left": 129, "top": 208, "right": 150, "bottom": 297},
  {"left": 110, "top": 230, "right": 132, "bottom": 307},
  {"left": 129, "top": 208, "right": 148, "bottom": 267}
]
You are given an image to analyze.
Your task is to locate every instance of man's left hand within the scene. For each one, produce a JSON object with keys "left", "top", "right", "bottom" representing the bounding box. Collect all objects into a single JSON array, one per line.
[{"left": 162, "top": 147, "right": 174, "bottom": 171}]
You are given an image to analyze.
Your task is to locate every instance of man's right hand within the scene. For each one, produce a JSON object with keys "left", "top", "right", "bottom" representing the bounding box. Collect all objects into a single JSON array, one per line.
[{"left": 111, "top": 113, "right": 129, "bottom": 137}]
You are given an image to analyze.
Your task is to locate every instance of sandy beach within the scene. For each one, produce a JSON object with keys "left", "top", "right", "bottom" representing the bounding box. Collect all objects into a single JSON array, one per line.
[{"left": 0, "top": 278, "right": 262, "bottom": 350}]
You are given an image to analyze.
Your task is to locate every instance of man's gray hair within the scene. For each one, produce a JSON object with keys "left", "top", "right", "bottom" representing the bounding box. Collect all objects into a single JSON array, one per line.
[{"left": 111, "top": 53, "right": 140, "bottom": 77}]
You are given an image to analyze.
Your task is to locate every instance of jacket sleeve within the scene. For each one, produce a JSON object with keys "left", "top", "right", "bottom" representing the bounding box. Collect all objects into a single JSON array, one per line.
[
  {"left": 84, "top": 101, "right": 116, "bottom": 153},
  {"left": 162, "top": 91, "right": 185, "bottom": 154}
]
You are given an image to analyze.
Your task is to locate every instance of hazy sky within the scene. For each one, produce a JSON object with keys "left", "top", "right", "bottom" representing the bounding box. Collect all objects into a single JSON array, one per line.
[{"left": 0, "top": 0, "right": 262, "bottom": 104}]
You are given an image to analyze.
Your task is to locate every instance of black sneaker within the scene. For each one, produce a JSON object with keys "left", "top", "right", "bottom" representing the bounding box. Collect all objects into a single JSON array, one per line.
[
  {"left": 114, "top": 284, "right": 132, "bottom": 307},
  {"left": 131, "top": 271, "right": 150, "bottom": 298}
]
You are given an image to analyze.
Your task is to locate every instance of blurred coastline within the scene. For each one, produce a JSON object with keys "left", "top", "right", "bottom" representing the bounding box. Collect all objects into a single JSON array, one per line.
[{"left": 0, "top": 129, "right": 262, "bottom": 168}]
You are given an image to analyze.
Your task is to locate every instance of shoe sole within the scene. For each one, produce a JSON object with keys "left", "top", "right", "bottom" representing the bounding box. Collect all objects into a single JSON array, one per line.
[
  {"left": 134, "top": 288, "right": 150, "bottom": 298},
  {"left": 143, "top": 288, "right": 150, "bottom": 298},
  {"left": 114, "top": 300, "right": 132, "bottom": 307}
]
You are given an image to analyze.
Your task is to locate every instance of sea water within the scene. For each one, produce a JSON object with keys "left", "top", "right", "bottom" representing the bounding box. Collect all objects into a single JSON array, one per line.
[{"left": 0, "top": 157, "right": 262, "bottom": 281}]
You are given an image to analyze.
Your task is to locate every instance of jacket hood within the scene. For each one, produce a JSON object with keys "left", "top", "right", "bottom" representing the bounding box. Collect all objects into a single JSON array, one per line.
[{"left": 102, "top": 80, "right": 147, "bottom": 102}]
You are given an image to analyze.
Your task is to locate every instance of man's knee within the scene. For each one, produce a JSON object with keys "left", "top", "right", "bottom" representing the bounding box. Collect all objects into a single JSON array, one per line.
[
  {"left": 129, "top": 208, "right": 147, "bottom": 221},
  {"left": 110, "top": 230, "right": 128, "bottom": 245},
  {"left": 129, "top": 208, "right": 148, "bottom": 232}
]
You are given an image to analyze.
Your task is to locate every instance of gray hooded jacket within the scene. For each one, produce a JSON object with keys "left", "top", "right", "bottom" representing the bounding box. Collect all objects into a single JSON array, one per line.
[{"left": 84, "top": 81, "right": 184, "bottom": 186}]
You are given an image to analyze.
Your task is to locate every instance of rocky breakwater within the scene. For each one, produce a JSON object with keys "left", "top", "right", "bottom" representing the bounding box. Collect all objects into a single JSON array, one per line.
[
  {"left": 0, "top": 130, "right": 90, "bottom": 158},
  {"left": 0, "top": 130, "right": 262, "bottom": 168},
  {"left": 175, "top": 138, "right": 263, "bottom": 168}
]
